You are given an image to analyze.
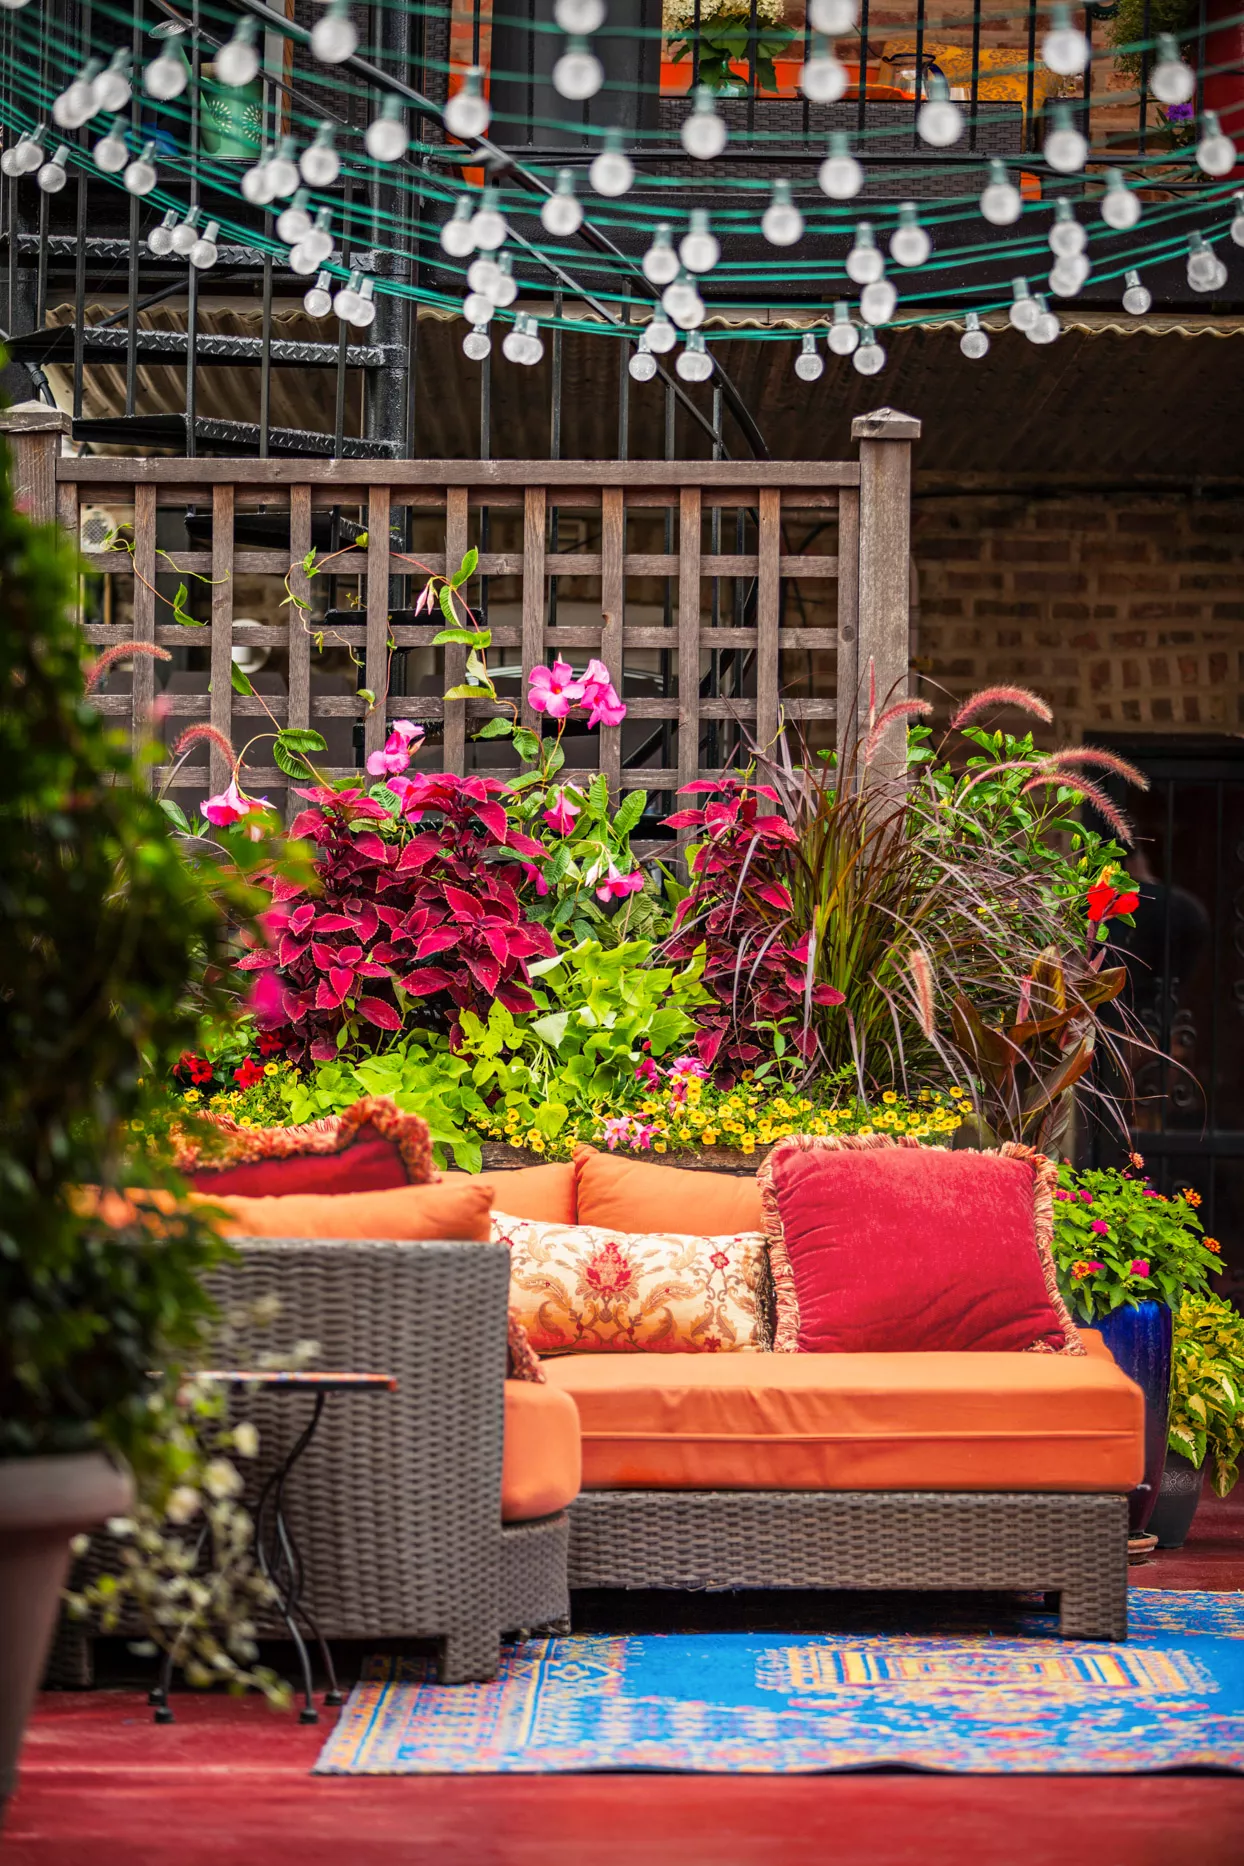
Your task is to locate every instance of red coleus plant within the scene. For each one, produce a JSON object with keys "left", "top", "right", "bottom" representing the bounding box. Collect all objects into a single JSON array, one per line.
[
  {"left": 238, "top": 776, "right": 554, "bottom": 1064},
  {"left": 660, "top": 779, "right": 843, "bottom": 1081}
]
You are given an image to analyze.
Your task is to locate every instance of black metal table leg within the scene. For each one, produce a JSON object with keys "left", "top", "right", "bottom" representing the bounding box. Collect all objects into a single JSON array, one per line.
[
  {"left": 151, "top": 1523, "right": 209, "bottom": 1724},
  {"left": 255, "top": 1390, "right": 331, "bottom": 1724}
]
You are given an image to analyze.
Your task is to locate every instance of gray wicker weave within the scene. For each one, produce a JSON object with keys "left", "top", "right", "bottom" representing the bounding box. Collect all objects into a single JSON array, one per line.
[
  {"left": 47, "top": 1238, "right": 570, "bottom": 1688},
  {"left": 567, "top": 1490, "right": 1130, "bottom": 1640}
]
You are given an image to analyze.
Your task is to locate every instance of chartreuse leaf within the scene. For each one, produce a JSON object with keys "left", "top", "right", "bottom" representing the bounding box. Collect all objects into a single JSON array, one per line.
[
  {"left": 444, "top": 683, "right": 488, "bottom": 702},
  {"left": 610, "top": 789, "right": 646, "bottom": 839},
  {"left": 230, "top": 662, "right": 254, "bottom": 696},
  {"left": 433, "top": 627, "right": 490, "bottom": 648},
  {"left": 450, "top": 546, "right": 479, "bottom": 588},
  {"left": 475, "top": 716, "right": 512, "bottom": 740},
  {"left": 513, "top": 727, "right": 543, "bottom": 763},
  {"left": 171, "top": 582, "right": 204, "bottom": 626}
]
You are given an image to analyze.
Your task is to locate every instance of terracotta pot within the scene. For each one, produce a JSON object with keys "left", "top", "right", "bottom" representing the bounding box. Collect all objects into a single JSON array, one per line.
[{"left": 0, "top": 1453, "right": 133, "bottom": 1815}]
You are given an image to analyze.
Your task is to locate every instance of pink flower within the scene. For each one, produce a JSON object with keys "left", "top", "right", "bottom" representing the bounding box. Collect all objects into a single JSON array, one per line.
[
  {"left": 520, "top": 862, "right": 550, "bottom": 898},
  {"left": 595, "top": 862, "right": 644, "bottom": 903},
  {"left": 1054, "top": 1188, "right": 1070, "bottom": 1201},
  {"left": 543, "top": 788, "right": 581, "bottom": 837},
  {"left": 580, "top": 658, "right": 627, "bottom": 729},
  {"left": 1079, "top": 1190, "right": 1094, "bottom": 1204},
  {"left": 528, "top": 660, "right": 585, "bottom": 720},
  {"left": 202, "top": 776, "right": 271, "bottom": 827},
  {"left": 634, "top": 1056, "right": 662, "bottom": 1089},
  {"left": 1090, "top": 1219, "right": 1110, "bottom": 1236},
  {"left": 1130, "top": 1259, "right": 1151, "bottom": 1277},
  {"left": 1082, "top": 1260, "right": 1105, "bottom": 1274},
  {"left": 366, "top": 719, "right": 425, "bottom": 778},
  {"left": 602, "top": 1114, "right": 655, "bottom": 1152},
  {"left": 669, "top": 1053, "right": 709, "bottom": 1080}
]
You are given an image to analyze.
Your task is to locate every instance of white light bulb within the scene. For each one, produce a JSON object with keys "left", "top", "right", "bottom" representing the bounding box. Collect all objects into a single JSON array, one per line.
[
  {"left": 555, "top": 0, "right": 606, "bottom": 29},
  {"left": 629, "top": 340, "right": 657, "bottom": 382},
  {"left": 463, "top": 323, "right": 492, "bottom": 361},
  {"left": 590, "top": 130, "right": 633, "bottom": 197},
  {"left": 215, "top": 20, "right": 260, "bottom": 88},
  {"left": 1044, "top": 105, "right": 1088, "bottom": 174},
  {"left": 819, "top": 133, "right": 863, "bottom": 200},
  {"left": 470, "top": 188, "right": 508, "bottom": 250},
  {"left": 266, "top": 139, "right": 300, "bottom": 198},
  {"left": 311, "top": 0, "right": 358, "bottom": 65},
  {"left": 827, "top": 302, "right": 858, "bottom": 354},
  {"left": 190, "top": 221, "right": 220, "bottom": 270},
  {"left": 467, "top": 253, "right": 503, "bottom": 298},
  {"left": 18, "top": 127, "right": 45, "bottom": 173},
  {"left": 92, "top": 52, "right": 131, "bottom": 115},
  {"left": 541, "top": 170, "right": 583, "bottom": 237},
  {"left": 1028, "top": 295, "right": 1060, "bottom": 344},
  {"left": 679, "top": 210, "right": 719, "bottom": 274},
  {"left": 794, "top": 333, "right": 824, "bottom": 381},
  {"left": 441, "top": 197, "right": 477, "bottom": 257},
  {"left": 1049, "top": 255, "right": 1089, "bottom": 297},
  {"left": 1048, "top": 201, "right": 1086, "bottom": 258},
  {"left": 980, "top": 159, "right": 1021, "bottom": 226},
  {"left": 1197, "top": 113, "right": 1237, "bottom": 178},
  {"left": 642, "top": 225, "right": 679, "bottom": 285},
  {"left": 349, "top": 280, "right": 376, "bottom": 329},
  {"left": 1187, "top": 236, "right": 1221, "bottom": 290},
  {"left": 333, "top": 271, "right": 363, "bottom": 321},
  {"left": 1150, "top": 35, "right": 1195, "bottom": 106},
  {"left": 676, "top": 333, "right": 712, "bottom": 382},
  {"left": 960, "top": 311, "right": 989, "bottom": 360},
  {"left": 463, "top": 291, "right": 496, "bottom": 325},
  {"left": 123, "top": 142, "right": 158, "bottom": 196},
  {"left": 37, "top": 145, "right": 69, "bottom": 193},
  {"left": 1122, "top": 270, "right": 1151, "bottom": 315},
  {"left": 762, "top": 180, "right": 804, "bottom": 247},
  {"left": 1008, "top": 278, "right": 1037, "bottom": 330},
  {"left": 1042, "top": 4, "right": 1089, "bottom": 77},
  {"left": 289, "top": 240, "right": 320, "bottom": 276},
  {"left": 860, "top": 276, "right": 896, "bottom": 324},
  {"left": 502, "top": 322, "right": 527, "bottom": 365},
  {"left": 853, "top": 327, "right": 886, "bottom": 375},
  {"left": 800, "top": 37, "right": 848, "bottom": 104},
  {"left": 277, "top": 192, "right": 313, "bottom": 245},
  {"left": 171, "top": 209, "right": 201, "bottom": 255},
  {"left": 2, "top": 133, "right": 37, "bottom": 177},
  {"left": 366, "top": 99, "right": 408, "bottom": 164},
  {"left": 300, "top": 124, "right": 340, "bottom": 189},
  {"left": 1233, "top": 195, "right": 1244, "bottom": 246},
  {"left": 144, "top": 47, "right": 188, "bottom": 102},
  {"left": 645, "top": 313, "right": 676, "bottom": 353},
  {"left": 444, "top": 67, "right": 490, "bottom": 140},
  {"left": 846, "top": 223, "right": 883, "bottom": 285},
  {"left": 54, "top": 62, "right": 102, "bottom": 131},
  {"left": 917, "top": 77, "right": 962, "bottom": 149},
  {"left": 525, "top": 320, "right": 545, "bottom": 365},
  {"left": 304, "top": 271, "right": 334, "bottom": 317},
  {"left": 241, "top": 148, "right": 275, "bottom": 206},
  {"left": 147, "top": 209, "right": 177, "bottom": 256},
  {"left": 889, "top": 202, "right": 929, "bottom": 267},
  {"left": 93, "top": 120, "right": 129, "bottom": 174},
  {"left": 1100, "top": 170, "right": 1141, "bottom": 231},
  {"left": 680, "top": 85, "right": 728, "bottom": 159},
  {"left": 810, "top": 0, "right": 857, "bottom": 32},
  {"left": 297, "top": 210, "right": 334, "bottom": 268},
  {"left": 491, "top": 253, "right": 518, "bottom": 307},
  {"left": 662, "top": 270, "right": 704, "bottom": 329},
  {"left": 553, "top": 38, "right": 603, "bottom": 101}
]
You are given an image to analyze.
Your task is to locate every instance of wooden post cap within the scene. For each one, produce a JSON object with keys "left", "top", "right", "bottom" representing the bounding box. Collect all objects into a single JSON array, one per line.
[
  {"left": 851, "top": 408, "right": 922, "bottom": 442},
  {"left": 0, "top": 401, "right": 72, "bottom": 435}
]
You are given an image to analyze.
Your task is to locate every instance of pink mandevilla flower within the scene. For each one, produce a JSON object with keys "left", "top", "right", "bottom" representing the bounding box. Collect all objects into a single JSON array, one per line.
[
  {"left": 202, "top": 776, "right": 271, "bottom": 827},
  {"left": 634, "top": 1056, "right": 662, "bottom": 1090},
  {"left": 602, "top": 1113, "right": 656, "bottom": 1153},
  {"left": 366, "top": 719, "right": 425, "bottom": 778},
  {"left": 595, "top": 862, "right": 644, "bottom": 904},
  {"left": 543, "top": 788, "right": 581, "bottom": 836},
  {"left": 527, "top": 660, "right": 585, "bottom": 720},
  {"left": 580, "top": 658, "right": 627, "bottom": 729},
  {"left": 1129, "top": 1259, "right": 1151, "bottom": 1277}
]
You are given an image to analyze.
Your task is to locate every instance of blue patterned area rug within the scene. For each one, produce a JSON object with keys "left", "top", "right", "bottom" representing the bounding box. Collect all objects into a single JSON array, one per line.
[{"left": 314, "top": 1592, "right": 1244, "bottom": 1775}]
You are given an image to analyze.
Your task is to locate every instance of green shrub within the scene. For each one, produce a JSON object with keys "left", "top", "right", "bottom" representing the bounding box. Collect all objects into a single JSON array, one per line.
[
  {"left": 1051, "top": 1162, "right": 1222, "bottom": 1324},
  {"left": 1168, "top": 1294, "right": 1244, "bottom": 1496}
]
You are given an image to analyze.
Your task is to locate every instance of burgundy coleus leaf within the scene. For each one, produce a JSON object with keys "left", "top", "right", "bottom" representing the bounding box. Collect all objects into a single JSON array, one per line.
[
  {"left": 396, "top": 833, "right": 445, "bottom": 871},
  {"left": 235, "top": 949, "right": 278, "bottom": 972},
  {"left": 290, "top": 903, "right": 316, "bottom": 936},
  {"left": 314, "top": 913, "right": 356, "bottom": 933},
  {"left": 753, "top": 882, "right": 793, "bottom": 912},
  {"left": 463, "top": 948, "right": 500, "bottom": 995},
  {"left": 412, "top": 926, "right": 459, "bottom": 961},
  {"left": 441, "top": 884, "right": 483, "bottom": 921},
  {"left": 357, "top": 996, "right": 403, "bottom": 1031},
  {"left": 353, "top": 961, "right": 389, "bottom": 979},
  {"left": 351, "top": 832, "right": 390, "bottom": 862},
  {"left": 315, "top": 977, "right": 345, "bottom": 1011},
  {"left": 812, "top": 983, "right": 846, "bottom": 1006},
  {"left": 310, "top": 1037, "right": 338, "bottom": 1062},
  {"left": 493, "top": 980, "right": 537, "bottom": 1016},
  {"left": 663, "top": 808, "right": 709, "bottom": 831},
  {"left": 278, "top": 935, "right": 310, "bottom": 967},
  {"left": 288, "top": 809, "right": 328, "bottom": 842},
  {"left": 398, "top": 966, "right": 454, "bottom": 996},
  {"left": 471, "top": 801, "right": 510, "bottom": 841},
  {"left": 507, "top": 924, "right": 556, "bottom": 960},
  {"left": 481, "top": 925, "right": 512, "bottom": 969},
  {"left": 502, "top": 830, "right": 546, "bottom": 861}
]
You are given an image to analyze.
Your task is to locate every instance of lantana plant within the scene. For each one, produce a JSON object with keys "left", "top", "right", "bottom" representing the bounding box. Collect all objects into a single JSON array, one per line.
[{"left": 1051, "top": 1157, "right": 1223, "bottom": 1323}]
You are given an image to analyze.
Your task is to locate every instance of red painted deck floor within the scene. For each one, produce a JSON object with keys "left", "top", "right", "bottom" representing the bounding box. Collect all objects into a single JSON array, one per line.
[{"left": 4, "top": 1492, "right": 1243, "bottom": 1866}]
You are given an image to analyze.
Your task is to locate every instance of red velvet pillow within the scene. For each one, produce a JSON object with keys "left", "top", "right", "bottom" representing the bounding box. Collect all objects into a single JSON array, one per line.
[
  {"left": 757, "top": 1134, "right": 1082, "bottom": 1356},
  {"left": 175, "top": 1096, "right": 434, "bottom": 1197}
]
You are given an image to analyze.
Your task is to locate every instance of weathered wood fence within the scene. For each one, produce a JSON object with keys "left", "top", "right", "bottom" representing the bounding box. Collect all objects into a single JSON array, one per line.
[{"left": 1, "top": 403, "right": 918, "bottom": 812}]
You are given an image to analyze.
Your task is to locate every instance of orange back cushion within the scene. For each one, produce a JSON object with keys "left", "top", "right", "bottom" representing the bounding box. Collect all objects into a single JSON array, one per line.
[
  {"left": 471, "top": 1163, "right": 576, "bottom": 1224},
  {"left": 201, "top": 1180, "right": 494, "bottom": 1241},
  {"left": 573, "top": 1145, "right": 763, "bottom": 1235}
]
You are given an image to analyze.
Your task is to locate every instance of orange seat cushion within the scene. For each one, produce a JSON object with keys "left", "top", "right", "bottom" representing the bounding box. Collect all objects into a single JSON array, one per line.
[
  {"left": 573, "top": 1145, "right": 763, "bottom": 1235},
  {"left": 543, "top": 1351, "right": 1144, "bottom": 1494},
  {"left": 200, "top": 1180, "right": 495, "bottom": 1241},
  {"left": 502, "top": 1380, "right": 582, "bottom": 1523},
  {"left": 473, "top": 1163, "right": 576, "bottom": 1224}
]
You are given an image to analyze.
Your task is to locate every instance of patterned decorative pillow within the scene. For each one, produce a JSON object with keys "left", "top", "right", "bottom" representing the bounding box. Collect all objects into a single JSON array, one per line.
[
  {"left": 174, "top": 1096, "right": 435, "bottom": 1195},
  {"left": 507, "top": 1311, "right": 546, "bottom": 1384},
  {"left": 493, "top": 1213, "right": 771, "bottom": 1354}
]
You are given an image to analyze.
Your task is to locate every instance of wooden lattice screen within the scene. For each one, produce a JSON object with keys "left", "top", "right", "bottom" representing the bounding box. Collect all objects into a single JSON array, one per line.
[{"left": 1, "top": 406, "right": 919, "bottom": 816}]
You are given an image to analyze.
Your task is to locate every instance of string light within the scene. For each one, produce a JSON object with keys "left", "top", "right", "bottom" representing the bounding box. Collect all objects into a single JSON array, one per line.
[
  {"left": 642, "top": 224, "right": 680, "bottom": 286},
  {"left": 541, "top": 170, "right": 583, "bottom": 237},
  {"left": 917, "top": 76, "right": 962, "bottom": 149},
  {"left": 590, "top": 128, "right": 633, "bottom": 197},
  {"left": 645, "top": 312, "right": 677, "bottom": 353},
  {"left": 890, "top": 202, "right": 930, "bottom": 266},
  {"left": 853, "top": 325, "right": 885, "bottom": 375},
  {"left": 681, "top": 85, "right": 728, "bottom": 159},
  {"left": 819, "top": 132, "right": 862, "bottom": 200},
  {"left": 463, "top": 322, "right": 492, "bottom": 361},
  {"left": 628, "top": 330, "right": 657, "bottom": 382},
  {"left": 491, "top": 253, "right": 518, "bottom": 309},
  {"left": 123, "top": 140, "right": 158, "bottom": 196},
  {"left": 662, "top": 268, "right": 705, "bottom": 330},
  {"left": 1122, "top": 269, "right": 1151, "bottom": 315},
  {"left": 809, "top": 0, "right": 857, "bottom": 32},
  {"left": 979, "top": 159, "right": 1021, "bottom": 226},
  {"left": 960, "top": 311, "right": 990, "bottom": 359},
  {"left": 761, "top": 180, "right": 803, "bottom": 248},
  {"left": 266, "top": 138, "right": 300, "bottom": 199},
  {"left": 189, "top": 220, "right": 220, "bottom": 270},
  {"left": 333, "top": 269, "right": 364, "bottom": 322},
  {"left": 555, "top": 0, "right": 606, "bottom": 28},
  {"left": 1100, "top": 170, "right": 1141, "bottom": 231},
  {"left": 794, "top": 332, "right": 824, "bottom": 381},
  {"left": 276, "top": 191, "right": 313, "bottom": 246},
  {"left": 827, "top": 302, "right": 858, "bottom": 355},
  {"left": 1027, "top": 294, "right": 1060, "bottom": 343},
  {"left": 553, "top": 36, "right": 603, "bottom": 102},
  {"left": 92, "top": 50, "right": 131, "bottom": 114},
  {"left": 1049, "top": 252, "right": 1089, "bottom": 297},
  {"left": 860, "top": 276, "right": 897, "bottom": 324},
  {"left": 311, "top": 0, "right": 358, "bottom": 67},
  {"left": 463, "top": 291, "right": 495, "bottom": 324},
  {"left": 1044, "top": 104, "right": 1088, "bottom": 174},
  {"left": 53, "top": 59, "right": 102, "bottom": 130},
  {"left": 470, "top": 187, "right": 508, "bottom": 250},
  {"left": 1233, "top": 195, "right": 1244, "bottom": 246},
  {"left": 1042, "top": 4, "right": 1089, "bottom": 77},
  {"left": 444, "top": 67, "right": 490, "bottom": 140},
  {"left": 1187, "top": 233, "right": 1227, "bottom": 291},
  {"left": 171, "top": 207, "right": 202, "bottom": 256},
  {"left": 366, "top": 98, "right": 408, "bottom": 163},
  {"left": 300, "top": 123, "right": 340, "bottom": 189},
  {"left": 146, "top": 208, "right": 177, "bottom": 256},
  {"left": 36, "top": 143, "right": 69, "bottom": 193},
  {"left": 0, "top": 127, "right": 41, "bottom": 176},
  {"left": 846, "top": 223, "right": 883, "bottom": 285},
  {"left": 1047, "top": 199, "right": 1085, "bottom": 259},
  {"left": 92, "top": 118, "right": 129, "bottom": 174},
  {"left": 800, "top": 35, "right": 848, "bottom": 104},
  {"left": 679, "top": 209, "right": 719, "bottom": 274},
  {"left": 1150, "top": 34, "right": 1195, "bottom": 106},
  {"left": 440, "top": 197, "right": 477, "bottom": 258},
  {"left": 303, "top": 270, "right": 334, "bottom": 317},
  {"left": 351, "top": 280, "right": 377, "bottom": 330},
  {"left": 676, "top": 331, "right": 713, "bottom": 382},
  {"left": 291, "top": 208, "right": 334, "bottom": 272},
  {"left": 241, "top": 146, "right": 276, "bottom": 207},
  {"left": 1197, "top": 113, "right": 1237, "bottom": 179},
  {"left": 214, "top": 19, "right": 260, "bottom": 89},
  {"left": 143, "top": 30, "right": 189, "bottom": 103},
  {"left": 1008, "top": 277, "right": 1038, "bottom": 331}
]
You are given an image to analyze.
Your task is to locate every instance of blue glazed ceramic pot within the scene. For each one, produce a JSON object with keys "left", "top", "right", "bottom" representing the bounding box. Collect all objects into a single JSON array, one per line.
[{"left": 1094, "top": 1299, "right": 1173, "bottom": 1536}]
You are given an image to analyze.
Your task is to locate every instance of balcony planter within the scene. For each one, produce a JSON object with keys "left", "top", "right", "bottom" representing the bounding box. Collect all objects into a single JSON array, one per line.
[
  {"left": 0, "top": 1454, "right": 132, "bottom": 1815},
  {"left": 1094, "top": 1300, "right": 1173, "bottom": 1537}
]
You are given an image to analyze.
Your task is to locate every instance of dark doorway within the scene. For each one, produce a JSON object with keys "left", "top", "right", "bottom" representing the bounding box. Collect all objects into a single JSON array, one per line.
[{"left": 1088, "top": 738, "right": 1244, "bottom": 1303}]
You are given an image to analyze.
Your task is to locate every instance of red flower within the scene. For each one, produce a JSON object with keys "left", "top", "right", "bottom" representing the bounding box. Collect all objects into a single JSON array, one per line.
[
  {"left": 256, "top": 1030, "right": 285, "bottom": 1057},
  {"left": 233, "top": 1057, "right": 265, "bottom": 1090},
  {"left": 1087, "top": 878, "right": 1141, "bottom": 925},
  {"left": 177, "top": 1052, "right": 214, "bottom": 1086}
]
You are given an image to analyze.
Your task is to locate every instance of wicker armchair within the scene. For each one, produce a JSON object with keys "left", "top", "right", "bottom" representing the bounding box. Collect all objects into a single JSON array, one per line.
[{"left": 48, "top": 1238, "right": 569, "bottom": 1688}]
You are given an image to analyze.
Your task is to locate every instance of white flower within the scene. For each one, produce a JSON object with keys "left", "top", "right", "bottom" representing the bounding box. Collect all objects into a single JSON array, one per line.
[
  {"left": 231, "top": 1422, "right": 259, "bottom": 1459},
  {"left": 203, "top": 1458, "right": 243, "bottom": 1500},
  {"left": 105, "top": 1516, "right": 135, "bottom": 1539},
  {"left": 166, "top": 1486, "right": 201, "bottom": 1525}
]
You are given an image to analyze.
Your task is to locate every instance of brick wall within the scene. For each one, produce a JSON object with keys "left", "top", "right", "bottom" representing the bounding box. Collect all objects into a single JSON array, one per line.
[{"left": 911, "top": 487, "right": 1244, "bottom": 739}]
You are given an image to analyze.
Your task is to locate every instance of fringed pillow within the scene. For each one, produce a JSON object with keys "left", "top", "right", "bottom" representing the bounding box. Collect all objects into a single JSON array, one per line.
[
  {"left": 174, "top": 1096, "right": 435, "bottom": 1196},
  {"left": 757, "top": 1133, "right": 1083, "bottom": 1356}
]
